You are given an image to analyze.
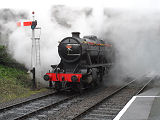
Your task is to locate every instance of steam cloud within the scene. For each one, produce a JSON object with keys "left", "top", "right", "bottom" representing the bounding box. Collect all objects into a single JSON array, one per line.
[
  {"left": 0, "top": 9, "right": 28, "bottom": 46},
  {"left": 1, "top": 5, "right": 160, "bottom": 85},
  {"left": 102, "top": 9, "right": 160, "bottom": 83},
  {"left": 98, "top": 9, "right": 160, "bottom": 85}
]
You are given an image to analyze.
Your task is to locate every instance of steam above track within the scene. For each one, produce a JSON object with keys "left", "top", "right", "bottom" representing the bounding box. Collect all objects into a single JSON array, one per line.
[{"left": 0, "top": 1, "right": 160, "bottom": 84}]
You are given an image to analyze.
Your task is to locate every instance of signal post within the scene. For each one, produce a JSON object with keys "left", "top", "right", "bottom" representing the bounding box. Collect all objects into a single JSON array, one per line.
[{"left": 17, "top": 11, "right": 41, "bottom": 89}]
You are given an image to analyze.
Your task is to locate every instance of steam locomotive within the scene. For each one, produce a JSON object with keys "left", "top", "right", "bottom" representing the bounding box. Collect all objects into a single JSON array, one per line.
[{"left": 44, "top": 32, "right": 114, "bottom": 93}]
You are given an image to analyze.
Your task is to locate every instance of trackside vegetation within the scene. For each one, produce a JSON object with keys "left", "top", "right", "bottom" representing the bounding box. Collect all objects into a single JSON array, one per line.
[{"left": 0, "top": 46, "right": 46, "bottom": 103}]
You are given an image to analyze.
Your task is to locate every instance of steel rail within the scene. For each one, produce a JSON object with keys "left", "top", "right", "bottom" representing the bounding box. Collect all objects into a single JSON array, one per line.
[
  {"left": 13, "top": 94, "right": 77, "bottom": 120},
  {"left": 72, "top": 75, "right": 153, "bottom": 120},
  {"left": 0, "top": 91, "right": 57, "bottom": 112}
]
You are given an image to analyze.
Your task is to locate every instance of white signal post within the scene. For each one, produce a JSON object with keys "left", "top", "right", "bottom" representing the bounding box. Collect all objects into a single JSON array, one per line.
[
  {"left": 30, "top": 11, "right": 41, "bottom": 89},
  {"left": 31, "top": 11, "right": 35, "bottom": 68},
  {"left": 31, "top": 11, "right": 41, "bottom": 68},
  {"left": 17, "top": 12, "right": 41, "bottom": 89}
]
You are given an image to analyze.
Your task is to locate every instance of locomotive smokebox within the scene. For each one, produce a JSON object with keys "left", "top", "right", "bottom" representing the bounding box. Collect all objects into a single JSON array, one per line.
[{"left": 72, "top": 32, "right": 80, "bottom": 38}]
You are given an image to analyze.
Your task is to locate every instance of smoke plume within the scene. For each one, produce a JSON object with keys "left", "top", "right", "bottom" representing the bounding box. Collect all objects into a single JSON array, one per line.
[
  {"left": 102, "top": 9, "right": 160, "bottom": 84},
  {"left": 1, "top": 5, "right": 160, "bottom": 85},
  {"left": 0, "top": 9, "right": 28, "bottom": 46}
]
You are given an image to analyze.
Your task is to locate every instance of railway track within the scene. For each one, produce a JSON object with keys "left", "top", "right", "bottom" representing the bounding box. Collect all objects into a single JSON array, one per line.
[
  {"left": 0, "top": 74, "right": 154, "bottom": 120},
  {"left": 0, "top": 90, "right": 77, "bottom": 120},
  {"left": 0, "top": 90, "right": 56, "bottom": 112},
  {"left": 21, "top": 74, "right": 153, "bottom": 120},
  {"left": 25, "top": 87, "right": 119, "bottom": 120},
  {"left": 73, "top": 75, "right": 154, "bottom": 120}
]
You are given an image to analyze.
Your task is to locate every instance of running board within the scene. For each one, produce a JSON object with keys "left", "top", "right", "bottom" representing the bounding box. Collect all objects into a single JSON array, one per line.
[{"left": 85, "top": 63, "right": 113, "bottom": 68}]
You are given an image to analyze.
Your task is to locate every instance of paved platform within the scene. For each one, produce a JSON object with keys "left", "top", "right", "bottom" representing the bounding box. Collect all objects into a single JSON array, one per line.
[{"left": 114, "top": 87, "right": 160, "bottom": 120}]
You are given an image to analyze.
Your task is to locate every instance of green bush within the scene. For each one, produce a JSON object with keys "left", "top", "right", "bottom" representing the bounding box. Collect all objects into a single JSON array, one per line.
[
  {"left": 0, "top": 45, "right": 46, "bottom": 103},
  {"left": 0, "top": 45, "right": 27, "bottom": 71}
]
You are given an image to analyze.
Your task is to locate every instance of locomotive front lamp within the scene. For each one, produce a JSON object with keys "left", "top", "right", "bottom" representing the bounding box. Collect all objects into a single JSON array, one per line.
[
  {"left": 71, "top": 75, "right": 78, "bottom": 82},
  {"left": 44, "top": 75, "right": 50, "bottom": 81}
]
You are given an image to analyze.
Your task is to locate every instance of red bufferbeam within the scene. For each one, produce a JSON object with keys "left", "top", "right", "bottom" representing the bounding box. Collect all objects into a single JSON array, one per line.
[{"left": 44, "top": 73, "right": 82, "bottom": 82}]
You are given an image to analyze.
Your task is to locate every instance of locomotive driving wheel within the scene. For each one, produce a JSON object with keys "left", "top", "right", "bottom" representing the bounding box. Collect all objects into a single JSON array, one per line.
[
  {"left": 92, "top": 68, "right": 100, "bottom": 87},
  {"left": 71, "top": 82, "right": 83, "bottom": 94},
  {"left": 77, "top": 82, "right": 83, "bottom": 94},
  {"left": 49, "top": 81, "right": 53, "bottom": 88},
  {"left": 54, "top": 82, "right": 62, "bottom": 91}
]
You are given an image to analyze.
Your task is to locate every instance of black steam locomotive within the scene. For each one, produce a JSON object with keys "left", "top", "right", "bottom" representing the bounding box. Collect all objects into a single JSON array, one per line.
[{"left": 44, "top": 32, "right": 114, "bottom": 92}]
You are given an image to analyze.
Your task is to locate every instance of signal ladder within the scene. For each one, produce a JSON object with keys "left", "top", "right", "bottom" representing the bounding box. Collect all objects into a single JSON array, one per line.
[{"left": 31, "top": 27, "right": 41, "bottom": 67}]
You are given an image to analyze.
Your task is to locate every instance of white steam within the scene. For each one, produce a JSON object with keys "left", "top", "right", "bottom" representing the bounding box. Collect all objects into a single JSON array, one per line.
[
  {"left": 2, "top": 5, "right": 160, "bottom": 85},
  {"left": 103, "top": 10, "right": 160, "bottom": 79}
]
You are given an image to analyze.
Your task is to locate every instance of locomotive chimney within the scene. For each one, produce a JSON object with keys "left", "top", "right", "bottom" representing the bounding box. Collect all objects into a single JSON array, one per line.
[{"left": 72, "top": 32, "right": 80, "bottom": 38}]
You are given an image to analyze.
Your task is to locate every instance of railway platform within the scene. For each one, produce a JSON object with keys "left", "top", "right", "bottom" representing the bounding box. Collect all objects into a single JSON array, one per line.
[{"left": 114, "top": 87, "right": 160, "bottom": 120}]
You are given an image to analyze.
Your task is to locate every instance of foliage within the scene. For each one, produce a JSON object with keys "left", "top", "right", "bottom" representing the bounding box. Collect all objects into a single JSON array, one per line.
[
  {"left": 0, "top": 46, "right": 27, "bottom": 71},
  {"left": 0, "top": 46, "right": 46, "bottom": 103}
]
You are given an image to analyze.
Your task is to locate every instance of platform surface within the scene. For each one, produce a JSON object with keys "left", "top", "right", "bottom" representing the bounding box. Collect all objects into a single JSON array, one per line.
[{"left": 114, "top": 87, "right": 160, "bottom": 120}]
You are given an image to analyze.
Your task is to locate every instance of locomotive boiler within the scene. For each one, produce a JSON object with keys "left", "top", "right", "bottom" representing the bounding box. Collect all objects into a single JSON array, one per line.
[{"left": 44, "top": 32, "right": 114, "bottom": 93}]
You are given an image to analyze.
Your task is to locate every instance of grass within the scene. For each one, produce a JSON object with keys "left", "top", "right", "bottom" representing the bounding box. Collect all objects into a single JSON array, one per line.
[{"left": 0, "top": 45, "right": 48, "bottom": 103}]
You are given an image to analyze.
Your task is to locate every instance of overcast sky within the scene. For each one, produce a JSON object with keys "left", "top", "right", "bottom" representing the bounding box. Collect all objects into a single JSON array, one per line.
[{"left": 0, "top": 0, "right": 160, "bottom": 11}]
